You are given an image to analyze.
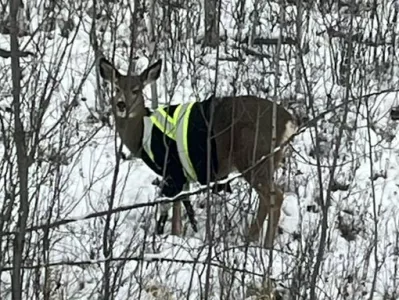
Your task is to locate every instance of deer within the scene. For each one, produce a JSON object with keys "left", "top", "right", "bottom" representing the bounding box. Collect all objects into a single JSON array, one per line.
[{"left": 97, "top": 56, "right": 297, "bottom": 248}]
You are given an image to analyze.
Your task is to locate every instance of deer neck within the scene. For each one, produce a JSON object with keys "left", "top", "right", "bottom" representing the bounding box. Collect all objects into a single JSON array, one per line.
[{"left": 114, "top": 106, "right": 149, "bottom": 156}]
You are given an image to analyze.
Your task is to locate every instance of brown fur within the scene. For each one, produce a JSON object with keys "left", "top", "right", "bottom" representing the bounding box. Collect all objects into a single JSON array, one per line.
[{"left": 98, "top": 57, "right": 297, "bottom": 248}]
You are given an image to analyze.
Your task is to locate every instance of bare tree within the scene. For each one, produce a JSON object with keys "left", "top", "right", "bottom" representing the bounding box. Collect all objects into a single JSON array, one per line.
[
  {"left": 9, "top": 0, "right": 28, "bottom": 298},
  {"left": 1, "top": 0, "right": 399, "bottom": 299},
  {"left": 203, "top": 0, "right": 219, "bottom": 47}
]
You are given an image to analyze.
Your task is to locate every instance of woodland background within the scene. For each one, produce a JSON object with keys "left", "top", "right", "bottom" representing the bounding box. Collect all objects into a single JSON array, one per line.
[{"left": 0, "top": 0, "right": 399, "bottom": 299}]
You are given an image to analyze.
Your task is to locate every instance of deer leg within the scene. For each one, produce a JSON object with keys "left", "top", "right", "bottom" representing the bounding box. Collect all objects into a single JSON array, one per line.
[
  {"left": 247, "top": 181, "right": 283, "bottom": 248},
  {"left": 170, "top": 197, "right": 199, "bottom": 235},
  {"left": 156, "top": 201, "right": 185, "bottom": 236},
  {"left": 156, "top": 203, "right": 170, "bottom": 234},
  {"left": 171, "top": 201, "right": 182, "bottom": 235},
  {"left": 264, "top": 184, "right": 283, "bottom": 249},
  {"left": 156, "top": 177, "right": 184, "bottom": 236},
  {"left": 182, "top": 199, "right": 198, "bottom": 232},
  {"left": 247, "top": 182, "right": 270, "bottom": 242},
  {"left": 211, "top": 179, "right": 232, "bottom": 194},
  {"left": 156, "top": 202, "right": 182, "bottom": 236},
  {"left": 157, "top": 176, "right": 198, "bottom": 236}
]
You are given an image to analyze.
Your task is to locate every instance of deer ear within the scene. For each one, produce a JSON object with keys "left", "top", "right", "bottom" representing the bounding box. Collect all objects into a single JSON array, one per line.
[
  {"left": 140, "top": 59, "right": 162, "bottom": 86},
  {"left": 98, "top": 57, "right": 121, "bottom": 83}
]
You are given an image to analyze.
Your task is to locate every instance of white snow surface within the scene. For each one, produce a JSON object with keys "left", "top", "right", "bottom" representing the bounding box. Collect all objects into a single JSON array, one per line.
[{"left": 1, "top": 0, "right": 399, "bottom": 299}]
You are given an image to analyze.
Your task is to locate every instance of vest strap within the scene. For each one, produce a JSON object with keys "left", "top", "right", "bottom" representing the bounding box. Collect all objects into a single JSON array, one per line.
[
  {"left": 142, "top": 103, "right": 198, "bottom": 182},
  {"left": 142, "top": 116, "right": 155, "bottom": 162},
  {"left": 174, "top": 103, "right": 197, "bottom": 181}
]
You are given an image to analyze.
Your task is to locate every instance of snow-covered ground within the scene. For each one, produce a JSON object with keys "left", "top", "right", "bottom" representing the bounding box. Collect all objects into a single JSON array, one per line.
[{"left": 1, "top": 0, "right": 399, "bottom": 299}]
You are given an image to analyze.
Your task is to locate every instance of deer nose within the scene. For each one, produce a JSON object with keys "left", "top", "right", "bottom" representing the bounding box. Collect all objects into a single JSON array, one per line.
[{"left": 116, "top": 101, "right": 126, "bottom": 111}]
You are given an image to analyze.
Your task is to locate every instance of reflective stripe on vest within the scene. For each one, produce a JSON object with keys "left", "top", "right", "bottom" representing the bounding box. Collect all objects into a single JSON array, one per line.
[
  {"left": 142, "top": 117, "right": 155, "bottom": 162},
  {"left": 141, "top": 103, "right": 198, "bottom": 181}
]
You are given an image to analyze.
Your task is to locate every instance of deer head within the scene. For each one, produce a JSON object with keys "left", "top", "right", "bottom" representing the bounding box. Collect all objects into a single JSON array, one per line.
[{"left": 98, "top": 57, "right": 162, "bottom": 118}]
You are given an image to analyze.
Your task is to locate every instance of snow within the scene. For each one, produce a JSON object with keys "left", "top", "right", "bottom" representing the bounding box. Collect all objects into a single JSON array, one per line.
[{"left": 1, "top": 0, "right": 399, "bottom": 299}]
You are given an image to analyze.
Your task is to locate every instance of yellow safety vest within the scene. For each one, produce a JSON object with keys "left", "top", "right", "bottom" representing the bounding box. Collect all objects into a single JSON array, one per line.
[{"left": 142, "top": 103, "right": 198, "bottom": 182}]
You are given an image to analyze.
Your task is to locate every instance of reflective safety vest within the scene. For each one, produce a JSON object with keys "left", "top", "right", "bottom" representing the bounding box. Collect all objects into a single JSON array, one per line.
[{"left": 142, "top": 103, "right": 198, "bottom": 182}]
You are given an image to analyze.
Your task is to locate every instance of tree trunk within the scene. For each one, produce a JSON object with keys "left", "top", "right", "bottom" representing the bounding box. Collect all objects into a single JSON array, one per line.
[
  {"left": 10, "top": 0, "right": 29, "bottom": 299},
  {"left": 203, "top": 0, "right": 219, "bottom": 47}
]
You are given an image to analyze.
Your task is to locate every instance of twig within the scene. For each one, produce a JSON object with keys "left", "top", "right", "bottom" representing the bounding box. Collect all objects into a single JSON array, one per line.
[
  {"left": 0, "top": 255, "right": 264, "bottom": 277},
  {"left": 0, "top": 48, "right": 33, "bottom": 58},
  {"left": 0, "top": 88, "right": 396, "bottom": 239}
]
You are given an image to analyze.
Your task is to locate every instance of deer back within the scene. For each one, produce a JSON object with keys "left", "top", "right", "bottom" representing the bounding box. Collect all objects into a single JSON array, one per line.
[{"left": 210, "top": 96, "right": 296, "bottom": 179}]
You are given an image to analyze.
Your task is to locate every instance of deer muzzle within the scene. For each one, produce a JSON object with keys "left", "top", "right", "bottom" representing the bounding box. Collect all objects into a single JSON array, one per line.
[{"left": 116, "top": 101, "right": 127, "bottom": 111}]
